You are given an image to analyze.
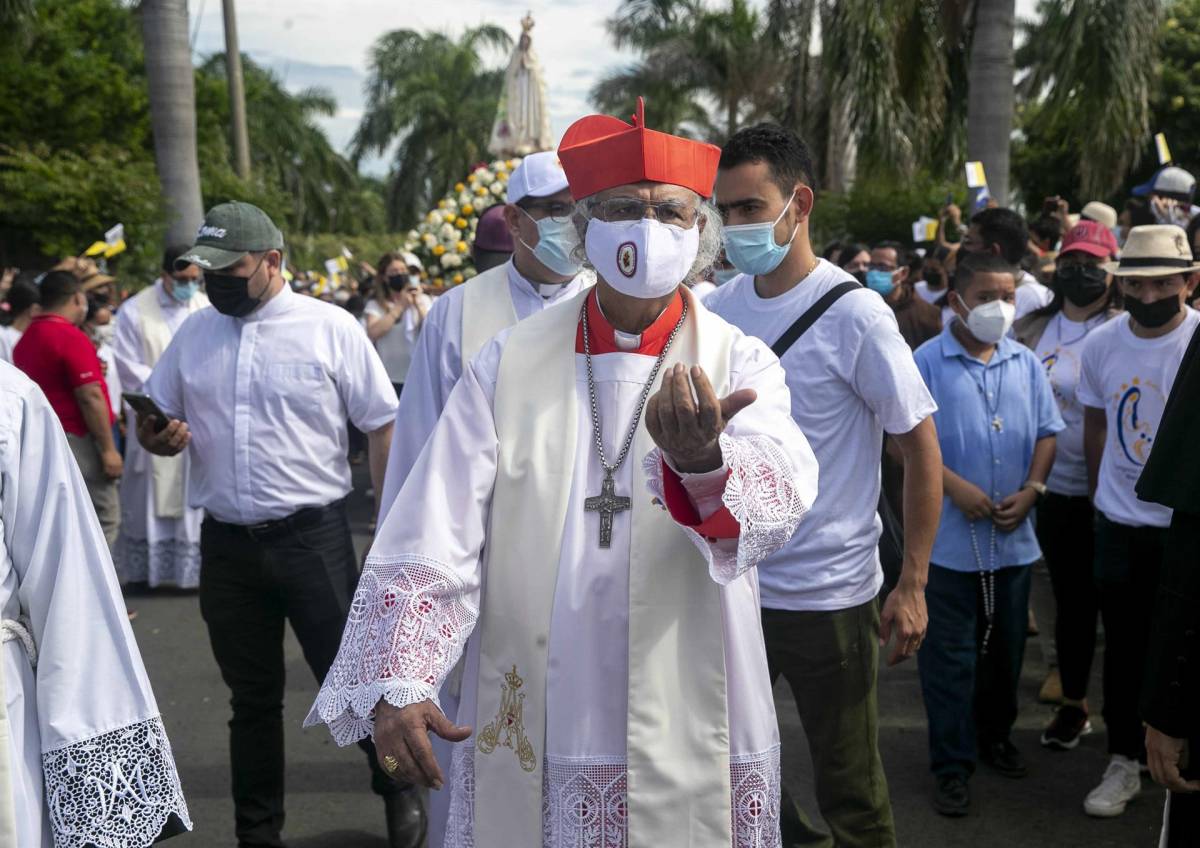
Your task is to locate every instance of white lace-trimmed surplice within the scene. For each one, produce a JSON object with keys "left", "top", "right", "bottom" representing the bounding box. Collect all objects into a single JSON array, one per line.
[
  {"left": 0, "top": 362, "right": 190, "bottom": 847},
  {"left": 309, "top": 290, "right": 818, "bottom": 848}
]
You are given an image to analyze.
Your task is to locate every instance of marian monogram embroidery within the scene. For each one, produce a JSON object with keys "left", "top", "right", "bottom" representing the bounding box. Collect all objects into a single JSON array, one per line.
[{"left": 477, "top": 664, "right": 537, "bottom": 772}]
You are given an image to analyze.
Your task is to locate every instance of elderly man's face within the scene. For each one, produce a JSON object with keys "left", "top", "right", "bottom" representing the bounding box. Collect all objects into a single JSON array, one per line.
[{"left": 589, "top": 182, "right": 701, "bottom": 229}]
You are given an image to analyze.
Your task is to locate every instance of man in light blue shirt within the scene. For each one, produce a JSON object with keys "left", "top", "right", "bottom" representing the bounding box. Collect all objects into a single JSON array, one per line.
[{"left": 913, "top": 251, "right": 1064, "bottom": 817}]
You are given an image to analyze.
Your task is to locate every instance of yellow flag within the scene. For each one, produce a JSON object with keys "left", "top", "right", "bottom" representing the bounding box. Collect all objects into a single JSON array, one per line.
[
  {"left": 1155, "top": 133, "right": 1172, "bottom": 165},
  {"left": 84, "top": 240, "right": 108, "bottom": 257},
  {"left": 103, "top": 238, "right": 127, "bottom": 258},
  {"left": 965, "top": 161, "right": 987, "bottom": 189}
]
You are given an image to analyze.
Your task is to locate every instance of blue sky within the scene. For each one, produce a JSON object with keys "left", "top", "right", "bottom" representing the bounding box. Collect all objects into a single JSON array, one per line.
[{"left": 188, "top": 0, "right": 1040, "bottom": 176}]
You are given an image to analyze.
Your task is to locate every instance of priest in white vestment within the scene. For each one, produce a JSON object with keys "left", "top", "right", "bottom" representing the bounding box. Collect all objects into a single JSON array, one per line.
[
  {"left": 112, "top": 247, "right": 210, "bottom": 588},
  {"left": 379, "top": 150, "right": 594, "bottom": 515},
  {"left": 310, "top": 98, "right": 819, "bottom": 848},
  {"left": 0, "top": 361, "right": 191, "bottom": 847}
]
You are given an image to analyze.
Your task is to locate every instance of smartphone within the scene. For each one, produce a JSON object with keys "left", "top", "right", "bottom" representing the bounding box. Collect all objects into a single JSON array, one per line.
[{"left": 122, "top": 392, "right": 170, "bottom": 433}]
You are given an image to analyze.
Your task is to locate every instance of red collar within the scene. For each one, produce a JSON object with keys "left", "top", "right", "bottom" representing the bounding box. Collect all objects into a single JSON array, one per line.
[
  {"left": 32, "top": 314, "right": 74, "bottom": 327},
  {"left": 575, "top": 289, "right": 686, "bottom": 356}
]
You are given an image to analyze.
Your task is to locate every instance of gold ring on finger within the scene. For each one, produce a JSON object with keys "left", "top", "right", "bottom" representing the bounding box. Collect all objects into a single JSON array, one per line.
[{"left": 382, "top": 754, "right": 400, "bottom": 774}]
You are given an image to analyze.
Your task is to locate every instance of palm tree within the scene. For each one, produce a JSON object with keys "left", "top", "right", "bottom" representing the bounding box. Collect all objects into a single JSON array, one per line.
[
  {"left": 1017, "top": 0, "right": 1162, "bottom": 200},
  {"left": 966, "top": 0, "right": 1016, "bottom": 205},
  {"left": 140, "top": 0, "right": 204, "bottom": 244},
  {"left": 201, "top": 55, "right": 365, "bottom": 233},
  {"left": 353, "top": 25, "right": 512, "bottom": 229}
]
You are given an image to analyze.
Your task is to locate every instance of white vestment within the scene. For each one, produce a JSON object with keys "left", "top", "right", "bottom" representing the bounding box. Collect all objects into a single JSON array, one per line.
[
  {"left": 378, "top": 259, "right": 592, "bottom": 514},
  {"left": 311, "top": 289, "right": 819, "bottom": 847},
  {"left": 0, "top": 361, "right": 191, "bottom": 847},
  {"left": 111, "top": 281, "right": 209, "bottom": 587}
]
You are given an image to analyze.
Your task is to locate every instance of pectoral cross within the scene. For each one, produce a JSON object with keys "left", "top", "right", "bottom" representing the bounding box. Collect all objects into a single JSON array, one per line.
[{"left": 584, "top": 470, "right": 631, "bottom": 548}]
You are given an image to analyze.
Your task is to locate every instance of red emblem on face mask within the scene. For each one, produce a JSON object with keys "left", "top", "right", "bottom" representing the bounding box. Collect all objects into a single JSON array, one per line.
[{"left": 617, "top": 241, "right": 638, "bottom": 277}]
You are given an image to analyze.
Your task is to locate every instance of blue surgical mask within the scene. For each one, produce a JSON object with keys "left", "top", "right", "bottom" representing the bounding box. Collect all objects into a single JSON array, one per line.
[
  {"left": 714, "top": 267, "right": 740, "bottom": 285},
  {"left": 170, "top": 279, "right": 200, "bottom": 303},
  {"left": 722, "top": 190, "right": 798, "bottom": 276},
  {"left": 865, "top": 269, "right": 897, "bottom": 297},
  {"left": 520, "top": 210, "right": 583, "bottom": 277}
]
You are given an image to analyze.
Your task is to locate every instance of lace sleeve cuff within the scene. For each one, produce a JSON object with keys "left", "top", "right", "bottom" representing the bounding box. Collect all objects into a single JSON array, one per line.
[
  {"left": 43, "top": 715, "right": 192, "bottom": 848},
  {"left": 644, "top": 432, "right": 809, "bottom": 585},
  {"left": 306, "top": 554, "right": 478, "bottom": 746}
]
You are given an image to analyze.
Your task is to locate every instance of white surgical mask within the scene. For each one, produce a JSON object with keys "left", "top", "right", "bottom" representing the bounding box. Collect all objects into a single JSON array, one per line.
[
  {"left": 585, "top": 218, "right": 699, "bottom": 300},
  {"left": 519, "top": 209, "right": 583, "bottom": 277},
  {"left": 958, "top": 297, "right": 1016, "bottom": 344}
]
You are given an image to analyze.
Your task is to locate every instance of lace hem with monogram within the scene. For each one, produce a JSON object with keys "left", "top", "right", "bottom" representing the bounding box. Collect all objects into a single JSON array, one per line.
[
  {"left": 307, "top": 554, "right": 478, "bottom": 746},
  {"left": 43, "top": 715, "right": 192, "bottom": 848},
  {"left": 644, "top": 432, "right": 808, "bottom": 585},
  {"left": 444, "top": 744, "right": 781, "bottom": 848}
]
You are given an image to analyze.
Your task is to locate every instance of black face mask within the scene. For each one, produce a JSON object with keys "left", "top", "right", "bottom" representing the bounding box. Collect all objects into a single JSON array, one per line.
[
  {"left": 850, "top": 269, "right": 867, "bottom": 286},
  {"left": 386, "top": 273, "right": 410, "bottom": 292},
  {"left": 924, "top": 269, "right": 946, "bottom": 289},
  {"left": 1055, "top": 264, "right": 1109, "bottom": 308},
  {"left": 1126, "top": 293, "right": 1182, "bottom": 329},
  {"left": 206, "top": 256, "right": 268, "bottom": 317}
]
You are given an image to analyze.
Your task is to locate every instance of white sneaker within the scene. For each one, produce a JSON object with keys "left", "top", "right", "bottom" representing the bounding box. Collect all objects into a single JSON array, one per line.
[{"left": 1083, "top": 755, "right": 1142, "bottom": 817}]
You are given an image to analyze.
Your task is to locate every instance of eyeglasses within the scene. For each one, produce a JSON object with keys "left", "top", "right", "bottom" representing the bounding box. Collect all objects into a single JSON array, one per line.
[
  {"left": 589, "top": 197, "right": 699, "bottom": 228},
  {"left": 520, "top": 201, "right": 575, "bottom": 224}
]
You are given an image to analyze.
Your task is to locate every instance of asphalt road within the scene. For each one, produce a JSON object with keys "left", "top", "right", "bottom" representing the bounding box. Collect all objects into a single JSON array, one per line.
[{"left": 131, "top": 476, "right": 1165, "bottom": 847}]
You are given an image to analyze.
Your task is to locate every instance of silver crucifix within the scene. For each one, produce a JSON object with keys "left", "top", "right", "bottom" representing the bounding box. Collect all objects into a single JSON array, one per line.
[{"left": 584, "top": 471, "right": 631, "bottom": 548}]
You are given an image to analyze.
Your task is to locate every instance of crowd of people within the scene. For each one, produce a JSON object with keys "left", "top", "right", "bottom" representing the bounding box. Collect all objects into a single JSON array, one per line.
[{"left": 0, "top": 104, "right": 1197, "bottom": 848}]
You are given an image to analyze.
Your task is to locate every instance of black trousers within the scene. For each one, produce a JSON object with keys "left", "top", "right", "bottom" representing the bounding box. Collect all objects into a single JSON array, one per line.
[
  {"left": 1164, "top": 754, "right": 1200, "bottom": 847},
  {"left": 200, "top": 501, "right": 398, "bottom": 847},
  {"left": 1094, "top": 513, "right": 1167, "bottom": 759},
  {"left": 1035, "top": 493, "right": 1099, "bottom": 701}
]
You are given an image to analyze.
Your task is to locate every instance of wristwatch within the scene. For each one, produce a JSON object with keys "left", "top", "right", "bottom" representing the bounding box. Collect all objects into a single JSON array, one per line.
[{"left": 1022, "top": 480, "right": 1048, "bottom": 503}]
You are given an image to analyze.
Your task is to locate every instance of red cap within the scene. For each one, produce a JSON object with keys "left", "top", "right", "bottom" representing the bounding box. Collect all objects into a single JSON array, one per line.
[
  {"left": 558, "top": 97, "right": 721, "bottom": 200},
  {"left": 1060, "top": 220, "right": 1119, "bottom": 259}
]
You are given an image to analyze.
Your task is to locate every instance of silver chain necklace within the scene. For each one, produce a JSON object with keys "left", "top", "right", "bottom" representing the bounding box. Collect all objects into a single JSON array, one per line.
[
  {"left": 969, "top": 521, "right": 998, "bottom": 654},
  {"left": 581, "top": 296, "right": 688, "bottom": 548}
]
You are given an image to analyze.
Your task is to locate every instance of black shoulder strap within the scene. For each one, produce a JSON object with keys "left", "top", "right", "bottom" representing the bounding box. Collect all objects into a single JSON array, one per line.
[{"left": 771, "top": 281, "right": 862, "bottom": 358}]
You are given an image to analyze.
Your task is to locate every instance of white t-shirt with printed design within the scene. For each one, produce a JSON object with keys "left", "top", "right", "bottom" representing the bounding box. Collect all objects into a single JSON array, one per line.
[
  {"left": 1077, "top": 308, "right": 1199, "bottom": 527},
  {"left": 1035, "top": 311, "right": 1112, "bottom": 496}
]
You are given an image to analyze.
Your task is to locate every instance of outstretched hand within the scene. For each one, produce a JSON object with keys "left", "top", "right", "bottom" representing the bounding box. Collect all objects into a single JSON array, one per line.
[
  {"left": 374, "top": 699, "right": 472, "bottom": 790},
  {"left": 645, "top": 363, "right": 756, "bottom": 474}
]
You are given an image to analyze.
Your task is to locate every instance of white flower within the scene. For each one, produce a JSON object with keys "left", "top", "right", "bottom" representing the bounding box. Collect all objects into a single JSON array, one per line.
[
  {"left": 490, "top": 182, "right": 504, "bottom": 196},
  {"left": 439, "top": 223, "right": 456, "bottom": 239}
]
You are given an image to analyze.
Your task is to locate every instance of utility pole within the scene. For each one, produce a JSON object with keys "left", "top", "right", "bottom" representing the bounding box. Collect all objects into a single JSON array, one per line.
[{"left": 222, "top": 0, "right": 251, "bottom": 179}]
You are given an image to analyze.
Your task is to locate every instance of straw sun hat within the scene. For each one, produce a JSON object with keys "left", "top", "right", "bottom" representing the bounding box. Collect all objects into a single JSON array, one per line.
[{"left": 1104, "top": 224, "right": 1200, "bottom": 278}]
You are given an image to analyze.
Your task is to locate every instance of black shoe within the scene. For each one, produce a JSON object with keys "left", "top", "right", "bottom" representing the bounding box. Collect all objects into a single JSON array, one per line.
[
  {"left": 980, "top": 739, "right": 1028, "bottom": 778},
  {"left": 1041, "top": 704, "right": 1093, "bottom": 750},
  {"left": 934, "top": 773, "right": 970, "bottom": 817},
  {"left": 384, "top": 787, "right": 427, "bottom": 848}
]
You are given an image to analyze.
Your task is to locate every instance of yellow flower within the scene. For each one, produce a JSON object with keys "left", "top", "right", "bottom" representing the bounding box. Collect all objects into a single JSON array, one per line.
[
  {"left": 468, "top": 174, "right": 477, "bottom": 184},
  {"left": 476, "top": 186, "right": 488, "bottom": 196},
  {"left": 498, "top": 171, "right": 509, "bottom": 182},
  {"left": 434, "top": 276, "right": 444, "bottom": 286},
  {"left": 455, "top": 182, "right": 465, "bottom": 192},
  {"left": 462, "top": 203, "right": 474, "bottom": 216},
  {"left": 432, "top": 244, "right": 447, "bottom": 257},
  {"left": 456, "top": 241, "right": 468, "bottom": 253},
  {"left": 453, "top": 273, "right": 464, "bottom": 284},
  {"left": 456, "top": 217, "right": 468, "bottom": 229},
  {"left": 426, "top": 212, "right": 436, "bottom": 223},
  {"left": 438, "top": 199, "right": 447, "bottom": 209}
]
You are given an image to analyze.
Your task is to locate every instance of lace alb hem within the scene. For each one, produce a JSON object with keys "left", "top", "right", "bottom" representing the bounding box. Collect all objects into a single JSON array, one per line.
[
  {"left": 444, "top": 744, "right": 781, "bottom": 848},
  {"left": 643, "top": 432, "right": 808, "bottom": 585},
  {"left": 307, "top": 553, "right": 477, "bottom": 746},
  {"left": 43, "top": 715, "right": 192, "bottom": 848},
  {"left": 115, "top": 536, "right": 201, "bottom": 589}
]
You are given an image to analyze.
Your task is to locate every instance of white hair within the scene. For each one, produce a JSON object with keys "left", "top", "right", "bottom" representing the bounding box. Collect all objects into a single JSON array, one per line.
[{"left": 571, "top": 190, "right": 724, "bottom": 286}]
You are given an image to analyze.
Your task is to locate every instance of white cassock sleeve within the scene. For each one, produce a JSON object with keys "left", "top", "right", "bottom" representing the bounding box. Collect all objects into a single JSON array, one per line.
[
  {"left": 643, "top": 334, "right": 819, "bottom": 585},
  {"left": 0, "top": 365, "right": 191, "bottom": 846},
  {"left": 378, "top": 292, "right": 462, "bottom": 517},
  {"left": 308, "top": 342, "right": 495, "bottom": 745},
  {"left": 111, "top": 303, "right": 152, "bottom": 394}
]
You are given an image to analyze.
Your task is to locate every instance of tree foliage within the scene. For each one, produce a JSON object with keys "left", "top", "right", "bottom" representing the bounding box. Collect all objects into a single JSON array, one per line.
[
  {"left": 354, "top": 25, "right": 513, "bottom": 230},
  {"left": 0, "top": 0, "right": 389, "bottom": 288}
]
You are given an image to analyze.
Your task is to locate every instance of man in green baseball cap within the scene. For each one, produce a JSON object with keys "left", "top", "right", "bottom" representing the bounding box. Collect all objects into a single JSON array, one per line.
[{"left": 176, "top": 200, "right": 286, "bottom": 317}]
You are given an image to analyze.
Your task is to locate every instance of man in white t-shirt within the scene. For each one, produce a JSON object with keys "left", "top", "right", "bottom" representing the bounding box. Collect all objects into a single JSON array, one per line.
[
  {"left": 709, "top": 123, "right": 942, "bottom": 848},
  {"left": 1076, "top": 224, "right": 1200, "bottom": 820}
]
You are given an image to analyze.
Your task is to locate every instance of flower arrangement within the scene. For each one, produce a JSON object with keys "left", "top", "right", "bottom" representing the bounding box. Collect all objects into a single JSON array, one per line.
[{"left": 401, "top": 157, "right": 523, "bottom": 288}]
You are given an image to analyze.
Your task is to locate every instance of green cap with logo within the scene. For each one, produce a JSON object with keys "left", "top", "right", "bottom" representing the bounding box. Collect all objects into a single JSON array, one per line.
[{"left": 175, "top": 201, "right": 284, "bottom": 271}]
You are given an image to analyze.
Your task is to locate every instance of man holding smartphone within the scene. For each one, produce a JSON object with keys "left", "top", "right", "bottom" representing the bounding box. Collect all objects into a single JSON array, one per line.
[{"left": 136, "top": 202, "right": 424, "bottom": 848}]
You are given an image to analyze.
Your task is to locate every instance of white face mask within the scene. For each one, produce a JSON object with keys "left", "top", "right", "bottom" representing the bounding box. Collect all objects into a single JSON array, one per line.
[
  {"left": 585, "top": 217, "right": 699, "bottom": 300},
  {"left": 957, "top": 297, "right": 1016, "bottom": 344}
]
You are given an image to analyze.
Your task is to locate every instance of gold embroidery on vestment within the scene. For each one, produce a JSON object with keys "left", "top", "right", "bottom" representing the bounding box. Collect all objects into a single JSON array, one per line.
[{"left": 476, "top": 665, "right": 536, "bottom": 772}]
